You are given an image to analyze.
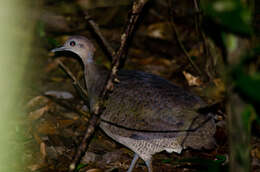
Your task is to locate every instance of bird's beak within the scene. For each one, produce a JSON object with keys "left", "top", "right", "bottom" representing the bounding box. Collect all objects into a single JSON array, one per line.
[{"left": 51, "top": 46, "right": 68, "bottom": 53}]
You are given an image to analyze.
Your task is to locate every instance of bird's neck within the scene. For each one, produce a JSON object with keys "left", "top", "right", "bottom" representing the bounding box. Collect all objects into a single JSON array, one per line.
[{"left": 83, "top": 60, "right": 108, "bottom": 110}]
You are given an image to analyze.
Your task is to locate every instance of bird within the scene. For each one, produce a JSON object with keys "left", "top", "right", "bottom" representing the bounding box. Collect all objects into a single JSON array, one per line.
[{"left": 51, "top": 35, "right": 216, "bottom": 172}]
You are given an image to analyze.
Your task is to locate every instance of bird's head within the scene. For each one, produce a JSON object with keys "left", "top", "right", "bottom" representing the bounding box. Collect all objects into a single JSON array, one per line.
[{"left": 51, "top": 36, "right": 96, "bottom": 64}]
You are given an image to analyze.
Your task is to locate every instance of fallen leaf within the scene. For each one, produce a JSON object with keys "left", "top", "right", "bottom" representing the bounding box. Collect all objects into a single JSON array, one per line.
[
  {"left": 205, "top": 78, "right": 226, "bottom": 102},
  {"left": 251, "top": 147, "right": 260, "bottom": 159},
  {"left": 146, "top": 22, "right": 172, "bottom": 40},
  {"left": 51, "top": 77, "right": 65, "bottom": 82},
  {"left": 45, "top": 90, "right": 74, "bottom": 99},
  {"left": 86, "top": 168, "right": 103, "bottom": 172},
  {"left": 62, "top": 112, "right": 80, "bottom": 120},
  {"left": 183, "top": 71, "right": 202, "bottom": 86},
  {"left": 188, "top": 44, "right": 203, "bottom": 57},
  {"left": 37, "top": 121, "right": 58, "bottom": 135},
  {"left": 58, "top": 119, "right": 75, "bottom": 128},
  {"left": 33, "top": 132, "right": 43, "bottom": 144},
  {"left": 213, "top": 78, "right": 225, "bottom": 92},
  {"left": 40, "top": 142, "right": 47, "bottom": 159},
  {"left": 27, "top": 163, "right": 44, "bottom": 171},
  {"left": 27, "top": 96, "right": 49, "bottom": 108},
  {"left": 28, "top": 106, "right": 49, "bottom": 120}
]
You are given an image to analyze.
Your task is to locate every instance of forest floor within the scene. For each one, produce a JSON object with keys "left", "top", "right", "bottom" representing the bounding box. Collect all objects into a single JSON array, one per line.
[{"left": 17, "top": 0, "right": 260, "bottom": 171}]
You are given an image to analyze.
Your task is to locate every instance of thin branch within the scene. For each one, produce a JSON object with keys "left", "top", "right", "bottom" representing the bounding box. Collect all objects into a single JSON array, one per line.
[
  {"left": 171, "top": 19, "right": 202, "bottom": 75},
  {"left": 193, "top": 0, "right": 215, "bottom": 80},
  {"left": 68, "top": 0, "right": 150, "bottom": 171},
  {"left": 101, "top": 0, "right": 149, "bottom": 95},
  {"left": 167, "top": 0, "right": 202, "bottom": 76},
  {"left": 84, "top": 11, "right": 115, "bottom": 62},
  {"left": 57, "top": 59, "right": 90, "bottom": 109},
  {"left": 57, "top": 59, "right": 78, "bottom": 81},
  {"left": 69, "top": 114, "right": 100, "bottom": 171},
  {"left": 193, "top": 0, "right": 200, "bottom": 36}
]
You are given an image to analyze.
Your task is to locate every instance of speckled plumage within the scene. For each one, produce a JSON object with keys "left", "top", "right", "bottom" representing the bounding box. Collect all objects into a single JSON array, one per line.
[{"left": 52, "top": 36, "right": 216, "bottom": 172}]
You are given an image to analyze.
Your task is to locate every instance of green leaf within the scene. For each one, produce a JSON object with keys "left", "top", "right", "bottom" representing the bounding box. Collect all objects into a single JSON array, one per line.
[
  {"left": 76, "top": 163, "right": 88, "bottom": 170},
  {"left": 161, "top": 158, "right": 172, "bottom": 163},
  {"left": 214, "top": 155, "right": 226, "bottom": 164},
  {"left": 201, "top": 0, "right": 252, "bottom": 35},
  {"left": 234, "top": 69, "right": 260, "bottom": 103}
]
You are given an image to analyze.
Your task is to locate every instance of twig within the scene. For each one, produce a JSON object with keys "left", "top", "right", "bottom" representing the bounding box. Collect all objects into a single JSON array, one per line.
[
  {"left": 193, "top": 0, "right": 215, "bottom": 80},
  {"left": 101, "top": 0, "right": 150, "bottom": 96},
  {"left": 69, "top": 114, "right": 100, "bottom": 171},
  {"left": 84, "top": 11, "right": 115, "bottom": 62},
  {"left": 57, "top": 59, "right": 90, "bottom": 109},
  {"left": 68, "top": 0, "right": 150, "bottom": 171},
  {"left": 193, "top": 0, "right": 200, "bottom": 36},
  {"left": 167, "top": 0, "right": 202, "bottom": 76}
]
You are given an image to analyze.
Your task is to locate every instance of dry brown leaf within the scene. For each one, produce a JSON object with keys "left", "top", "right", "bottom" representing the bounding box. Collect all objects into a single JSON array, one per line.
[
  {"left": 51, "top": 77, "right": 65, "bottom": 82},
  {"left": 203, "top": 79, "right": 226, "bottom": 103},
  {"left": 27, "top": 96, "right": 49, "bottom": 108},
  {"left": 27, "top": 163, "right": 44, "bottom": 171},
  {"left": 62, "top": 112, "right": 80, "bottom": 120},
  {"left": 188, "top": 44, "right": 203, "bottom": 57},
  {"left": 182, "top": 71, "right": 202, "bottom": 86},
  {"left": 58, "top": 119, "right": 75, "bottom": 128},
  {"left": 207, "top": 78, "right": 226, "bottom": 102},
  {"left": 251, "top": 147, "right": 260, "bottom": 159},
  {"left": 86, "top": 169, "right": 103, "bottom": 172},
  {"left": 213, "top": 78, "right": 225, "bottom": 92},
  {"left": 146, "top": 22, "right": 172, "bottom": 40},
  {"left": 28, "top": 106, "right": 49, "bottom": 120},
  {"left": 37, "top": 121, "right": 58, "bottom": 135},
  {"left": 40, "top": 142, "right": 47, "bottom": 160},
  {"left": 134, "top": 57, "right": 153, "bottom": 65},
  {"left": 33, "top": 132, "right": 43, "bottom": 145}
]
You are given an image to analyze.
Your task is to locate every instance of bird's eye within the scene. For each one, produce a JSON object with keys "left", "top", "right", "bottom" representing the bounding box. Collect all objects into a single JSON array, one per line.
[{"left": 70, "top": 41, "right": 76, "bottom": 46}]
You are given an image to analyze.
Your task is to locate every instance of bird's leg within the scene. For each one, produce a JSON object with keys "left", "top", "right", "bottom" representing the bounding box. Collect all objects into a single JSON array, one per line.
[
  {"left": 127, "top": 153, "right": 139, "bottom": 172},
  {"left": 145, "top": 159, "right": 153, "bottom": 172}
]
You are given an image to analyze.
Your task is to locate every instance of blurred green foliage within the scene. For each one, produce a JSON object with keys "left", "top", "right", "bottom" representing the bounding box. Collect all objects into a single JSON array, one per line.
[
  {"left": 201, "top": 0, "right": 252, "bottom": 35},
  {"left": 0, "top": 0, "right": 33, "bottom": 171},
  {"left": 233, "top": 67, "right": 260, "bottom": 103},
  {"left": 201, "top": 0, "right": 259, "bottom": 115},
  {"left": 242, "top": 105, "right": 256, "bottom": 131},
  {"left": 201, "top": 1, "right": 258, "bottom": 171},
  {"left": 36, "top": 21, "right": 46, "bottom": 38}
]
